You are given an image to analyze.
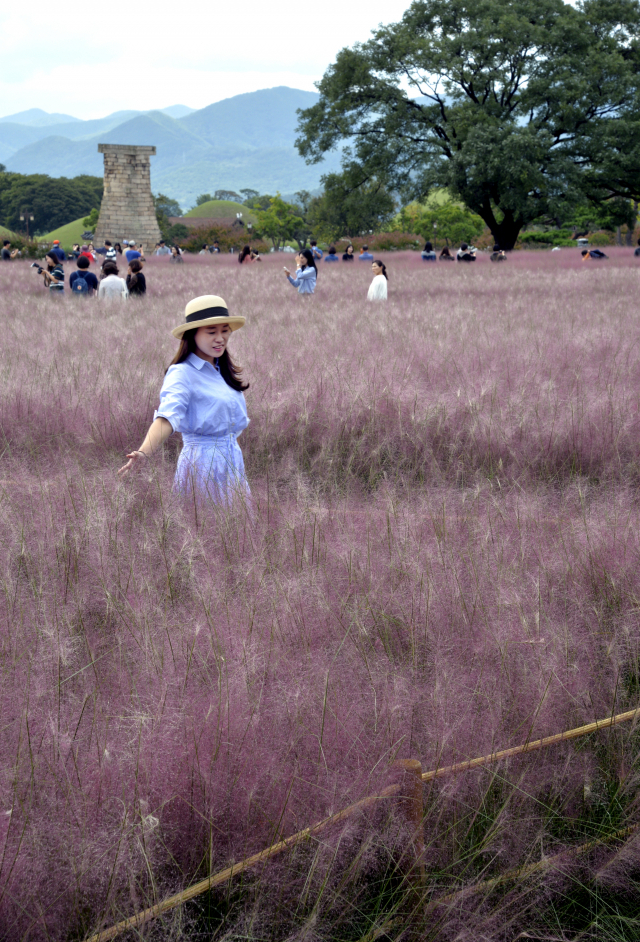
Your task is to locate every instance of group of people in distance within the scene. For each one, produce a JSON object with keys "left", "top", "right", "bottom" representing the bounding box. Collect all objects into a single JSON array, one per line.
[
  {"left": 279, "top": 245, "right": 389, "bottom": 300},
  {"left": 29, "top": 238, "right": 147, "bottom": 298},
  {"left": 420, "top": 241, "right": 506, "bottom": 262}
]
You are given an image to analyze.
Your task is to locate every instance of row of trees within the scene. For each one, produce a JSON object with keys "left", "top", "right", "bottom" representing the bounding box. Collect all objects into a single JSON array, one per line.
[
  {"left": 294, "top": 0, "right": 640, "bottom": 250},
  {"left": 0, "top": 166, "right": 103, "bottom": 236}
]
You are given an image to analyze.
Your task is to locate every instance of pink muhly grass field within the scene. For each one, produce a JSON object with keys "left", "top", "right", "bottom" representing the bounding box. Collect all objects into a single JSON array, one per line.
[{"left": 1, "top": 248, "right": 640, "bottom": 939}]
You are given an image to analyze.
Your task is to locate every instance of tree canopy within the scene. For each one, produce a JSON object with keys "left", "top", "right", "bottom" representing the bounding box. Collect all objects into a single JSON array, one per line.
[
  {"left": 254, "top": 195, "right": 305, "bottom": 251},
  {"left": 296, "top": 0, "right": 640, "bottom": 249},
  {"left": 0, "top": 171, "right": 103, "bottom": 236},
  {"left": 309, "top": 170, "right": 395, "bottom": 241}
]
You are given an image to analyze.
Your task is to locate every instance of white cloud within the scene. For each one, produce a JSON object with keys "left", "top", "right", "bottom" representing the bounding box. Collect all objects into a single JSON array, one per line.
[{"left": 0, "top": 0, "right": 411, "bottom": 119}]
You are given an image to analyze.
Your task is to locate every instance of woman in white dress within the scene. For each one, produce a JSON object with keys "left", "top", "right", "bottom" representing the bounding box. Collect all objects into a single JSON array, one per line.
[
  {"left": 367, "top": 260, "right": 388, "bottom": 301},
  {"left": 118, "top": 295, "right": 250, "bottom": 507}
]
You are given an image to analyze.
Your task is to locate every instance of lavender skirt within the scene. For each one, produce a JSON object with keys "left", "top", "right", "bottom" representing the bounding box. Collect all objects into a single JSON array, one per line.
[{"left": 174, "top": 433, "right": 250, "bottom": 506}]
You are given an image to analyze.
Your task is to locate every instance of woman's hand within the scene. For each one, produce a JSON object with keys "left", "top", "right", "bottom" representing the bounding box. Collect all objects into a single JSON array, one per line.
[
  {"left": 283, "top": 267, "right": 291, "bottom": 276},
  {"left": 118, "top": 450, "right": 148, "bottom": 477}
]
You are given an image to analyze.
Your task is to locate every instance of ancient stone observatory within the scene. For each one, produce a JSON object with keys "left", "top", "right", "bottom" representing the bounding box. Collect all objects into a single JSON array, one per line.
[{"left": 93, "top": 144, "right": 161, "bottom": 249}]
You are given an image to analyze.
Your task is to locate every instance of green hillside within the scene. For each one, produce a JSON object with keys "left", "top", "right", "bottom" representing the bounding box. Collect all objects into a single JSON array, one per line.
[
  {"left": 43, "top": 217, "right": 86, "bottom": 248},
  {"left": 184, "top": 200, "right": 258, "bottom": 225},
  {"left": 0, "top": 224, "right": 16, "bottom": 239}
]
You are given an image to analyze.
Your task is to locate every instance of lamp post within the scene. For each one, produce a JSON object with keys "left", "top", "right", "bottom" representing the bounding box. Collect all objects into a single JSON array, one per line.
[
  {"left": 19, "top": 209, "right": 35, "bottom": 240},
  {"left": 433, "top": 221, "right": 438, "bottom": 250}
]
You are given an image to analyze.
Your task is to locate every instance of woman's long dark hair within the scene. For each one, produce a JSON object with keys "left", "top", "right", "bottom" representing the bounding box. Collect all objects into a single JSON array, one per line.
[
  {"left": 127, "top": 258, "right": 142, "bottom": 288},
  {"left": 238, "top": 245, "right": 251, "bottom": 264},
  {"left": 168, "top": 327, "right": 249, "bottom": 391},
  {"left": 299, "top": 248, "right": 317, "bottom": 275},
  {"left": 373, "top": 259, "right": 388, "bottom": 280}
]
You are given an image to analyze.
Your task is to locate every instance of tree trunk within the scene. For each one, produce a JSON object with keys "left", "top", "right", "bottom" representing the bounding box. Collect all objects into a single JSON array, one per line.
[
  {"left": 476, "top": 203, "right": 523, "bottom": 251},
  {"left": 616, "top": 226, "right": 622, "bottom": 246},
  {"left": 626, "top": 202, "right": 638, "bottom": 246}
]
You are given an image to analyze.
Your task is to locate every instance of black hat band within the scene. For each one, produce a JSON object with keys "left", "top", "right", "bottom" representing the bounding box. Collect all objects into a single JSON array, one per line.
[{"left": 185, "top": 305, "right": 229, "bottom": 324}]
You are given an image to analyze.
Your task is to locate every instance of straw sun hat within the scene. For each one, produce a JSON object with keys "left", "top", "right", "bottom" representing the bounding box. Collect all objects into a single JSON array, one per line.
[{"left": 172, "top": 295, "right": 246, "bottom": 339}]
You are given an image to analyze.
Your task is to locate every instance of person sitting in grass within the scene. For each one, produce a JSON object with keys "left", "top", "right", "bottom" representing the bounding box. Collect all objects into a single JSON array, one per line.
[
  {"left": 359, "top": 245, "right": 374, "bottom": 260},
  {"left": 118, "top": 294, "right": 250, "bottom": 506},
  {"left": 490, "top": 244, "right": 507, "bottom": 262},
  {"left": 634, "top": 238, "right": 640, "bottom": 257},
  {"left": 439, "top": 246, "right": 454, "bottom": 261},
  {"left": 342, "top": 244, "right": 355, "bottom": 261},
  {"left": 581, "top": 248, "right": 609, "bottom": 260},
  {"left": 324, "top": 246, "right": 340, "bottom": 261},
  {"left": 421, "top": 241, "right": 437, "bottom": 261},
  {"left": 456, "top": 242, "right": 476, "bottom": 262},
  {"left": 170, "top": 245, "right": 184, "bottom": 264},
  {"left": 69, "top": 254, "right": 99, "bottom": 296}
]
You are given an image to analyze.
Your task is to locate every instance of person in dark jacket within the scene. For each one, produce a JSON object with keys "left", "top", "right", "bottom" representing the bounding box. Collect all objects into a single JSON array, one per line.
[
  {"left": 70, "top": 254, "right": 99, "bottom": 295},
  {"left": 126, "top": 259, "right": 147, "bottom": 296},
  {"left": 342, "top": 244, "right": 354, "bottom": 261},
  {"left": 456, "top": 242, "right": 476, "bottom": 262}
]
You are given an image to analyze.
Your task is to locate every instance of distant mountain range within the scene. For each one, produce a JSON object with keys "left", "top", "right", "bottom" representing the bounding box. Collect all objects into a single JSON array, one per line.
[{"left": 0, "top": 89, "right": 341, "bottom": 209}]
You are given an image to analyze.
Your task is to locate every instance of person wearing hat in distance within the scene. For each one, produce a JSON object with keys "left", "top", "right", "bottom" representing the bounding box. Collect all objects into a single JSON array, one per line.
[
  {"left": 50, "top": 240, "right": 66, "bottom": 262},
  {"left": 125, "top": 241, "right": 144, "bottom": 263},
  {"left": 118, "top": 295, "right": 250, "bottom": 505}
]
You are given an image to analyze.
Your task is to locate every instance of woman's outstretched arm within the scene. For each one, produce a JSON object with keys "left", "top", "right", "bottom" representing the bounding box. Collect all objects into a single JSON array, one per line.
[{"left": 118, "top": 417, "right": 173, "bottom": 476}]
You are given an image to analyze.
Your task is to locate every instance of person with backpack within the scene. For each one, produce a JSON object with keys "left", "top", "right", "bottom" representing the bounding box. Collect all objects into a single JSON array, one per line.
[{"left": 69, "top": 255, "right": 99, "bottom": 296}]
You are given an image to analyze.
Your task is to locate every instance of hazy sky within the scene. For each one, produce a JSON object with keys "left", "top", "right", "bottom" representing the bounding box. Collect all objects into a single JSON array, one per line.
[{"left": 0, "top": 0, "right": 412, "bottom": 120}]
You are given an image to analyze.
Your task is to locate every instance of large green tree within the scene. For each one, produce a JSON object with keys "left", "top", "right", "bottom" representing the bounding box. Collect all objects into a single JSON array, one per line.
[
  {"left": 296, "top": 0, "right": 640, "bottom": 249},
  {"left": 0, "top": 172, "right": 103, "bottom": 236},
  {"left": 309, "top": 170, "right": 395, "bottom": 241},
  {"left": 254, "top": 195, "right": 304, "bottom": 250}
]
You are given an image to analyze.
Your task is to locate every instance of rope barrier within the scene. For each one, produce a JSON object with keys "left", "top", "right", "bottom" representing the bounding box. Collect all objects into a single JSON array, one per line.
[{"left": 85, "top": 705, "right": 640, "bottom": 942}]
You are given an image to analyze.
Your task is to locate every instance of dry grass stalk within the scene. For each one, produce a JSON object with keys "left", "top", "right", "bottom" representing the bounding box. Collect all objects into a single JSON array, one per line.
[{"left": 85, "top": 707, "right": 639, "bottom": 941}]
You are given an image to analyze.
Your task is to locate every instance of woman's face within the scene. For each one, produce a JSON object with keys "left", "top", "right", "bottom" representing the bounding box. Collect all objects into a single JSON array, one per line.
[
  {"left": 371, "top": 262, "right": 383, "bottom": 276},
  {"left": 194, "top": 323, "right": 232, "bottom": 361},
  {"left": 347, "top": 246, "right": 353, "bottom": 255},
  {"left": 295, "top": 253, "right": 305, "bottom": 267}
]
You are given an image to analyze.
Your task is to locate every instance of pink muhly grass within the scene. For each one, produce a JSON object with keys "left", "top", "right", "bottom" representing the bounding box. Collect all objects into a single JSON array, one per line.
[{"left": 0, "top": 250, "right": 639, "bottom": 938}]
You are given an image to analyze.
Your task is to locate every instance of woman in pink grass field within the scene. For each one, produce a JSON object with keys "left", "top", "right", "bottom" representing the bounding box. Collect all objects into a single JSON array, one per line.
[{"left": 118, "top": 295, "right": 251, "bottom": 505}]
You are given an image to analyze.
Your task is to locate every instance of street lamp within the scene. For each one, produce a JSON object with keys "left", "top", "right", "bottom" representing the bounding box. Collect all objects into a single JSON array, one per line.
[
  {"left": 433, "top": 221, "right": 438, "bottom": 249},
  {"left": 19, "top": 209, "right": 35, "bottom": 240}
]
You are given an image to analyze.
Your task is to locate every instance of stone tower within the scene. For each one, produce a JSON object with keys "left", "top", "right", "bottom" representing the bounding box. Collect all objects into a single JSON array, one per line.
[{"left": 93, "top": 144, "right": 161, "bottom": 249}]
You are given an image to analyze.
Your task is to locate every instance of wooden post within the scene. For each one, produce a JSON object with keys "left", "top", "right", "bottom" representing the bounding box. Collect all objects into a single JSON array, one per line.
[{"left": 395, "top": 759, "right": 425, "bottom": 880}]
